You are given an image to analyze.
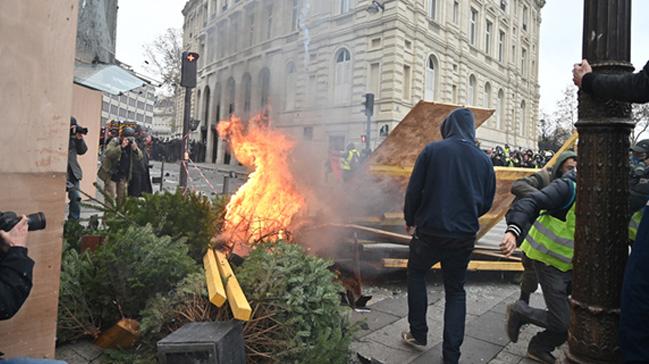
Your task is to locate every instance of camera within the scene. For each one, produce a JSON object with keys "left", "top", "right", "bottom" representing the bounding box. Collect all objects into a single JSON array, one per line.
[
  {"left": 71, "top": 125, "right": 89, "bottom": 135},
  {"left": 0, "top": 211, "right": 47, "bottom": 232}
]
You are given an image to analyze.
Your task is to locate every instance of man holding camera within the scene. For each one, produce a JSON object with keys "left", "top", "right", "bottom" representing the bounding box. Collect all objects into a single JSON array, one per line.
[
  {"left": 0, "top": 216, "right": 32, "bottom": 321},
  {"left": 98, "top": 127, "right": 143, "bottom": 206},
  {"left": 67, "top": 117, "right": 88, "bottom": 220}
]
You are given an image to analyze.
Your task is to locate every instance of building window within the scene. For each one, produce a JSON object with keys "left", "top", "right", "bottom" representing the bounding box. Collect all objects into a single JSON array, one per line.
[
  {"left": 231, "top": 16, "right": 240, "bottom": 53},
  {"left": 334, "top": 48, "right": 352, "bottom": 104},
  {"left": 128, "top": 110, "right": 135, "bottom": 120},
  {"left": 500, "top": 0, "right": 508, "bottom": 12},
  {"left": 136, "top": 113, "right": 144, "bottom": 122},
  {"left": 248, "top": 11, "right": 255, "bottom": 47},
  {"left": 403, "top": 65, "right": 412, "bottom": 101},
  {"left": 227, "top": 77, "right": 236, "bottom": 114},
  {"left": 242, "top": 73, "right": 252, "bottom": 114},
  {"left": 119, "top": 107, "right": 127, "bottom": 118},
  {"left": 485, "top": 20, "right": 493, "bottom": 56},
  {"left": 292, "top": 0, "right": 299, "bottom": 31},
  {"left": 424, "top": 55, "right": 437, "bottom": 102},
  {"left": 102, "top": 101, "right": 109, "bottom": 112},
  {"left": 521, "top": 48, "right": 528, "bottom": 76},
  {"left": 484, "top": 82, "right": 492, "bottom": 108},
  {"left": 522, "top": 4, "right": 529, "bottom": 31},
  {"left": 469, "top": 8, "right": 478, "bottom": 46},
  {"left": 511, "top": 45, "right": 516, "bottom": 64},
  {"left": 519, "top": 100, "right": 526, "bottom": 136},
  {"left": 146, "top": 104, "right": 153, "bottom": 112},
  {"left": 452, "top": 85, "right": 458, "bottom": 103},
  {"left": 329, "top": 135, "right": 345, "bottom": 151},
  {"left": 497, "top": 89, "right": 504, "bottom": 130},
  {"left": 498, "top": 30, "right": 505, "bottom": 63},
  {"left": 467, "top": 74, "right": 476, "bottom": 105},
  {"left": 259, "top": 68, "right": 271, "bottom": 107},
  {"left": 128, "top": 97, "right": 136, "bottom": 106},
  {"left": 145, "top": 115, "right": 153, "bottom": 124},
  {"left": 340, "top": 0, "right": 350, "bottom": 14},
  {"left": 285, "top": 63, "right": 296, "bottom": 111},
  {"left": 265, "top": 4, "right": 273, "bottom": 39},
  {"left": 368, "top": 62, "right": 380, "bottom": 97},
  {"left": 308, "top": 74, "right": 317, "bottom": 106},
  {"left": 428, "top": 0, "right": 437, "bottom": 20},
  {"left": 303, "top": 127, "right": 313, "bottom": 140},
  {"left": 452, "top": 1, "right": 459, "bottom": 23}
]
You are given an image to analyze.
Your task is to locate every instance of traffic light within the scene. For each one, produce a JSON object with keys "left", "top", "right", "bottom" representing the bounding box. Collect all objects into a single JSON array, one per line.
[
  {"left": 180, "top": 51, "right": 200, "bottom": 88},
  {"left": 360, "top": 134, "right": 367, "bottom": 144},
  {"left": 363, "top": 93, "right": 375, "bottom": 117}
]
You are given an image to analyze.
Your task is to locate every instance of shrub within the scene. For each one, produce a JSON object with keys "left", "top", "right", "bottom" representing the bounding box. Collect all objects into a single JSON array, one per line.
[
  {"left": 105, "top": 190, "right": 226, "bottom": 262},
  {"left": 90, "top": 224, "right": 199, "bottom": 323},
  {"left": 235, "top": 243, "right": 353, "bottom": 364}
]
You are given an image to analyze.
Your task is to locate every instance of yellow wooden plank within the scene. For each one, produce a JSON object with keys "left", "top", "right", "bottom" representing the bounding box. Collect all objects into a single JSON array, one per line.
[
  {"left": 382, "top": 258, "right": 524, "bottom": 272},
  {"left": 203, "top": 250, "right": 227, "bottom": 307},
  {"left": 215, "top": 251, "right": 252, "bottom": 321}
]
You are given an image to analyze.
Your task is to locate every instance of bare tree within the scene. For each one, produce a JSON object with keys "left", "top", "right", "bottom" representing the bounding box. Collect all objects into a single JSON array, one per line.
[
  {"left": 537, "top": 86, "right": 577, "bottom": 151},
  {"left": 631, "top": 103, "right": 649, "bottom": 145},
  {"left": 552, "top": 84, "right": 578, "bottom": 131},
  {"left": 143, "top": 28, "right": 182, "bottom": 97}
]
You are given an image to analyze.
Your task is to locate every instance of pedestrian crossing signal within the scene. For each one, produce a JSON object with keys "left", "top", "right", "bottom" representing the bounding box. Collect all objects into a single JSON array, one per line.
[{"left": 181, "top": 51, "right": 200, "bottom": 88}]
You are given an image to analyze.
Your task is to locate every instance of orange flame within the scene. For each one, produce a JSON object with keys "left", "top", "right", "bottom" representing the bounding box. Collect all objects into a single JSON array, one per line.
[{"left": 217, "top": 114, "right": 306, "bottom": 249}]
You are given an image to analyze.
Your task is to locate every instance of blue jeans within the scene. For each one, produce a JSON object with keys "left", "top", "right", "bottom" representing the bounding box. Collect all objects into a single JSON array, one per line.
[
  {"left": 407, "top": 233, "right": 473, "bottom": 364},
  {"left": 67, "top": 179, "right": 81, "bottom": 220}
]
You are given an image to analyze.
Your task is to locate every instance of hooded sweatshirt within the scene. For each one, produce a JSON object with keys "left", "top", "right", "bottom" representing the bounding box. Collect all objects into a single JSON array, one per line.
[{"left": 404, "top": 108, "right": 496, "bottom": 238}]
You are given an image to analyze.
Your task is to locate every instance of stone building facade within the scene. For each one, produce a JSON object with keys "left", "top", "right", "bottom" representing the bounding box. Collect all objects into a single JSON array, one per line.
[
  {"left": 181, "top": 0, "right": 544, "bottom": 164},
  {"left": 100, "top": 84, "right": 156, "bottom": 130}
]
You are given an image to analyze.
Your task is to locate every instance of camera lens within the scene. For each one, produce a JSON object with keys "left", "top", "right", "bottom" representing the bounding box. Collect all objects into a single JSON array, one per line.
[{"left": 26, "top": 212, "right": 46, "bottom": 231}]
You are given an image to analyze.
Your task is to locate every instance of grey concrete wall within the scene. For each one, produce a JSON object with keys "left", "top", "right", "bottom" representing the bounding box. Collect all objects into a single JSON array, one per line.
[
  {"left": 76, "top": 0, "right": 118, "bottom": 64},
  {"left": 0, "top": 0, "right": 79, "bottom": 358}
]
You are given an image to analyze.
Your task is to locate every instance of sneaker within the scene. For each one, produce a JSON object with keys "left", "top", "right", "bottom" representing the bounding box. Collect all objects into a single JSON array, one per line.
[
  {"left": 527, "top": 348, "right": 556, "bottom": 364},
  {"left": 506, "top": 303, "right": 524, "bottom": 343},
  {"left": 401, "top": 331, "right": 426, "bottom": 350}
]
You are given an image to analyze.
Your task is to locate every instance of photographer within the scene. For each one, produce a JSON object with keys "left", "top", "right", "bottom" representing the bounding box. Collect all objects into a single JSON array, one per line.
[
  {"left": 0, "top": 216, "right": 33, "bottom": 321},
  {"left": 67, "top": 117, "right": 88, "bottom": 220},
  {"left": 98, "top": 127, "right": 143, "bottom": 206}
]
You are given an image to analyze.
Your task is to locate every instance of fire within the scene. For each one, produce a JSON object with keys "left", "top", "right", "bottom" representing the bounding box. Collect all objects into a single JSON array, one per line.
[{"left": 217, "top": 114, "right": 306, "bottom": 250}]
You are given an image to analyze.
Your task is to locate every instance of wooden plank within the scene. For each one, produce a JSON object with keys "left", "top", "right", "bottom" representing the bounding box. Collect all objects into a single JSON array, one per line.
[
  {"left": 383, "top": 259, "right": 524, "bottom": 272},
  {"left": 203, "top": 250, "right": 227, "bottom": 307},
  {"left": 214, "top": 251, "right": 252, "bottom": 321},
  {"left": 544, "top": 131, "right": 578, "bottom": 168}
]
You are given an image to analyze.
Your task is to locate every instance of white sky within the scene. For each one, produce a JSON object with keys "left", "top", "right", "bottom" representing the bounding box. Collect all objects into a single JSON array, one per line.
[{"left": 115, "top": 0, "right": 649, "bottom": 115}]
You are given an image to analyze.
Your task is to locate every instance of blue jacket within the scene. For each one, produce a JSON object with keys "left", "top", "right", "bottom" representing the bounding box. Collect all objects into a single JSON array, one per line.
[
  {"left": 621, "top": 202, "right": 649, "bottom": 362},
  {"left": 404, "top": 108, "right": 496, "bottom": 238}
]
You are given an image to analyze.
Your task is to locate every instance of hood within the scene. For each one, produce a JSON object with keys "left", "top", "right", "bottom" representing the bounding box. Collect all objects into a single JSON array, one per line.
[
  {"left": 551, "top": 151, "right": 577, "bottom": 180},
  {"left": 441, "top": 108, "right": 476, "bottom": 142}
]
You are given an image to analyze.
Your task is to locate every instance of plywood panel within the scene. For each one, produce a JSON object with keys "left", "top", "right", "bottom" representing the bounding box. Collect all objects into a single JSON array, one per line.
[{"left": 0, "top": 0, "right": 79, "bottom": 358}]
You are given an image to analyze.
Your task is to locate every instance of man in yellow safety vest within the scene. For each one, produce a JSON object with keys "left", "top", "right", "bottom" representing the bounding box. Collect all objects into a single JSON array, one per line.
[{"left": 500, "top": 170, "right": 577, "bottom": 364}]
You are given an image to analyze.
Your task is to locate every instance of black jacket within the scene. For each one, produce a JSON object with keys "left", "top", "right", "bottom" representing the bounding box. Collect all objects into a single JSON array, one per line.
[
  {"left": 582, "top": 61, "right": 649, "bottom": 103},
  {"left": 505, "top": 171, "right": 577, "bottom": 242},
  {"left": 0, "top": 247, "right": 34, "bottom": 320},
  {"left": 404, "top": 108, "right": 496, "bottom": 238},
  {"left": 67, "top": 137, "right": 88, "bottom": 182}
]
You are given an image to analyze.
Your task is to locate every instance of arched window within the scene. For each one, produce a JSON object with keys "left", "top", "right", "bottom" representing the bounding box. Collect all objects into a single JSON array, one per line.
[
  {"left": 285, "top": 62, "right": 296, "bottom": 111},
  {"left": 227, "top": 77, "right": 236, "bottom": 115},
  {"left": 334, "top": 48, "right": 352, "bottom": 104},
  {"left": 259, "top": 68, "right": 271, "bottom": 107},
  {"left": 424, "top": 55, "right": 437, "bottom": 101},
  {"left": 241, "top": 73, "right": 252, "bottom": 115},
  {"left": 519, "top": 100, "right": 526, "bottom": 136},
  {"left": 496, "top": 89, "right": 504, "bottom": 130},
  {"left": 484, "top": 82, "right": 491, "bottom": 108},
  {"left": 340, "top": 0, "right": 350, "bottom": 14},
  {"left": 467, "top": 74, "right": 477, "bottom": 105}
]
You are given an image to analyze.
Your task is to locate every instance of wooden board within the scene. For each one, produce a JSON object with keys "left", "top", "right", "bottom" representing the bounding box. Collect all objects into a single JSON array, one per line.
[{"left": 383, "top": 258, "right": 524, "bottom": 272}]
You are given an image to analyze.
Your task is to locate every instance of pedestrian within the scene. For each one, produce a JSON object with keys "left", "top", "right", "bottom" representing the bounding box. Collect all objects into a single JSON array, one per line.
[
  {"left": 402, "top": 108, "right": 496, "bottom": 364},
  {"left": 67, "top": 117, "right": 88, "bottom": 220},
  {"left": 128, "top": 132, "right": 153, "bottom": 197},
  {"left": 510, "top": 151, "right": 577, "bottom": 305},
  {"left": 340, "top": 143, "right": 360, "bottom": 182},
  {"left": 98, "top": 127, "right": 143, "bottom": 206},
  {"left": 573, "top": 58, "right": 649, "bottom": 363},
  {"left": 501, "top": 169, "right": 577, "bottom": 363}
]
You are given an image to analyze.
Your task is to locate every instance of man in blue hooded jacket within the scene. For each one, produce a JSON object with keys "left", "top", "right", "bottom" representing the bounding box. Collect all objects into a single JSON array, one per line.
[{"left": 402, "top": 108, "right": 496, "bottom": 364}]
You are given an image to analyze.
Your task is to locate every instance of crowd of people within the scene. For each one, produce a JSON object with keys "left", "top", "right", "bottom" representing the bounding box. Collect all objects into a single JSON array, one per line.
[
  {"left": 485, "top": 145, "right": 555, "bottom": 168},
  {"left": 149, "top": 138, "right": 207, "bottom": 164}
]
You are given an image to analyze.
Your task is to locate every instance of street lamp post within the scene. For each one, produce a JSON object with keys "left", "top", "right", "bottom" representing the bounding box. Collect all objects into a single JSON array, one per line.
[{"left": 567, "top": 1, "right": 633, "bottom": 362}]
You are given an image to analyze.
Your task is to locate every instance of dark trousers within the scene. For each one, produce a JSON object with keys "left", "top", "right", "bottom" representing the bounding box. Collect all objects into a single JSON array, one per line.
[
  {"left": 407, "top": 234, "right": 473, "bottom": 364},
  {"left": 520, "top": 253, "right": 539, "bottom": 303},
  {"left": 512, "top": 260, "right": 571, "bottom": 353},
  {"left": 67, "top": 178, "right": 81, "bottom": 220}
]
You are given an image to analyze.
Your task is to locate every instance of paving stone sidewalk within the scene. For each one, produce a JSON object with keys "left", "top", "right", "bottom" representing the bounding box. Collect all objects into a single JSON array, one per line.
[{"left": 350, "top": 280, "right": 565, "bottom": 364}]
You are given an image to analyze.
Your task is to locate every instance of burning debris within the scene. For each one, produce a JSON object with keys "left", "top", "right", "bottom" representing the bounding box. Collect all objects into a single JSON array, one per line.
[{"left": 216, "top": 114, "right": 306, "bottom": 253}]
